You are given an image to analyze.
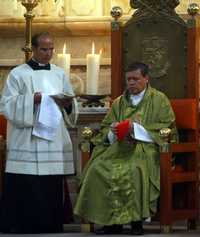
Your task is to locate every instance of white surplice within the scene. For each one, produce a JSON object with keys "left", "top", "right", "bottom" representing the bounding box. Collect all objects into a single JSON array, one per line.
[{"left": 0, "top": 63, "right": 78, "bottom": 175}]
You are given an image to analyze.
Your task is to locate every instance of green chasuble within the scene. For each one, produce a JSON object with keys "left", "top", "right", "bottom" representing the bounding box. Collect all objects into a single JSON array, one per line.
[{"left": 74, "top": 85, "right": 178, "bottom": 225}]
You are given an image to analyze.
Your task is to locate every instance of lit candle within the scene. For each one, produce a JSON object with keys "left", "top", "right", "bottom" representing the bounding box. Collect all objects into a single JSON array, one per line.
[
  {"left": 86, "top": 42, "right": 101, "bottom": 95},
  {"left": 57, "top": 43, "right": 71, "bottom": 78}
]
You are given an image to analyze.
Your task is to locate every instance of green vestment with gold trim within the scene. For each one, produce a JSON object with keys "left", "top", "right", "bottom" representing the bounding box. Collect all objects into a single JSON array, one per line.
[{"left": 74, "top": 85, "right": 178, "bottom": 225}]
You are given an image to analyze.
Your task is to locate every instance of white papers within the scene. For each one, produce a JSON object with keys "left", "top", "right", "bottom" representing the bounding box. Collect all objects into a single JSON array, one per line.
[
  {"left": 133, "top": 122, "right": 153, "bottom": 142},
  {"left": 32, "top": 95, "right": 62, "bottom": 141}
]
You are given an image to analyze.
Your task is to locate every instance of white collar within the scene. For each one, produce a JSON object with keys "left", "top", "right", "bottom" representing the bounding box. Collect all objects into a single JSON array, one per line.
[
  {"left": 32, "top": 58, "right": 46, "bottom": 66},
  {"left": 130, "top": 89, "right": 146, "bottom": 106}
]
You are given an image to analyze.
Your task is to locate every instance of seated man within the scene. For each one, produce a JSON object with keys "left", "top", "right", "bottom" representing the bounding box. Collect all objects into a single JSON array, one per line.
[{"left": 74, "top": 62, "right": 178, "bottom": 235}]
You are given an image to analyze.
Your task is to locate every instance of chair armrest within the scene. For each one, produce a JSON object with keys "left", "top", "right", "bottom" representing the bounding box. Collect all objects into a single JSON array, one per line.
[
  {"left": 159, "top": 128, "right": 171, "bottom": 153},
  {"left": 80, "top": 127, "right": 94, "bottom": 153},
  {"left": 79, "top": 127, "right": 96, "bottom": 170},
  {"left": 171, "top": 143, "right": 198, "bottom": 152}
]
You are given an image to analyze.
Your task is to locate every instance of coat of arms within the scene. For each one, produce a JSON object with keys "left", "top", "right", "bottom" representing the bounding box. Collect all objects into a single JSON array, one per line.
[{"left": 142, "top": 36, "right": 170, "bottom": 78}]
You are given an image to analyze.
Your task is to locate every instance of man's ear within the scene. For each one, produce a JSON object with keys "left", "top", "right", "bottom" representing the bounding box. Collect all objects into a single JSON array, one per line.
[{"left": 145, "top": 75, "right": 149, "bottom": 82}]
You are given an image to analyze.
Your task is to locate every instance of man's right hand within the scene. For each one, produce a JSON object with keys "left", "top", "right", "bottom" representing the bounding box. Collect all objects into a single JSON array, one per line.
[
  {"left": 110, "top": 122, "right": 119, "bottom": 136},
  {"left": 34, "top": 92, "right": 42, "bottom": 105}
]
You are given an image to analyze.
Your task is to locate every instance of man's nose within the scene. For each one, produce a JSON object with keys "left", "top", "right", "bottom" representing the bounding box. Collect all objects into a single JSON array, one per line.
[{"left": 129, "top": 79, "right": 137, "bottom": 84}]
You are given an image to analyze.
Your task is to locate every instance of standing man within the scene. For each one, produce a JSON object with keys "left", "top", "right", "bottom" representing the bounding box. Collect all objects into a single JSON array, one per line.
[
  {"left": 74, "top": 62, "right": 178, "bottom": 235},
  {"left": 0, "top": 32, "right": 78, "bottom": 233}
]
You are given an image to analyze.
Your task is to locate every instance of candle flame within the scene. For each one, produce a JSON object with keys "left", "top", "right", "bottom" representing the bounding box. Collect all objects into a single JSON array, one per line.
[
  {"left": 63, "top": 43, "right": 66, "bottom": 54},
  {"left": 92, "top": 42, "right": 95, "bottom": 54},
  {"left": 99, "top": 48, "right": 103, "bottom": 55}
]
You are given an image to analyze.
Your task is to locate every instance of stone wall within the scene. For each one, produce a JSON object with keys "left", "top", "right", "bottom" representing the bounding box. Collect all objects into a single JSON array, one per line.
[{"left": 0, "top": 0, "right": 196, "bottom": 96}]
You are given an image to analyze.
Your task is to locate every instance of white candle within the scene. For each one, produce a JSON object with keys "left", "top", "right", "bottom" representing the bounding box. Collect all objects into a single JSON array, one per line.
[
  {"left": 86, "top": 42, "right": 100, "bottom": 95},
  {"left": 57, "top": 43, "right": 71, "bottom": 77}
]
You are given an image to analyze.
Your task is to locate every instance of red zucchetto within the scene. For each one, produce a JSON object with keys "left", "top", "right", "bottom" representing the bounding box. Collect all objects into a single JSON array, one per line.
[{"left": 116, "top": 119, "right": 131, "bottom": 141}]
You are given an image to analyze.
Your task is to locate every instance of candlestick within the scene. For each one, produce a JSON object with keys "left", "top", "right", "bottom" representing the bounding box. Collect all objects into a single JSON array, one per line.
[
  {"left": 21, "top": 0, "right": 40, "bottom": 62},
  {"left": 57, "top": 43, "right": 71, "bottom": 77},
  {"left": 86, "top": 42, "right": 100, "bottom": 95}
]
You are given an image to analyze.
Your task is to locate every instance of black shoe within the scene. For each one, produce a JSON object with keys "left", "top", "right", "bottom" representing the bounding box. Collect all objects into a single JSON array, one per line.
[
  {"left": 95, "top": 225, "right": 123, "bottom": 235},
  {"left": 131, "top": 221, "right": 144, "bottom": 235}
]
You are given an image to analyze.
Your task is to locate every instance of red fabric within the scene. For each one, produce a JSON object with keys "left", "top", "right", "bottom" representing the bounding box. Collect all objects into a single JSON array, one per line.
[{"left": 116, "top": 120, "right": 131, "bottom": 141}]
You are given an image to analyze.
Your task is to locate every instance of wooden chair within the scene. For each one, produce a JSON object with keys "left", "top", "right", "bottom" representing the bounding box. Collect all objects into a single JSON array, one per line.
[
  {"left": 80, "top": 99, "right": 199, "bottom": 232},
  {"left": 160, "top": 99, "right": 199, "bottom": 232},
  {"left": 109, "top": 1, "right": 199, "bottom": 233},
  {"left": 79, "top": 2, "right": 200, "bottom": 232}
]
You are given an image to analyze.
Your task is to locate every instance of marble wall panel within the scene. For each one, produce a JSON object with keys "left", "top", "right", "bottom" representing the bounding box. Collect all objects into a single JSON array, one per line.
[
  {"left": 64, "top": 0, "right": 103, "bottom": 16},
  {"left": 0, "top": 0, "right": 199, "bottom": 97},
  {"left": 1, "top": 0, "right": 198, "bottom": 18},
  {"left": 0, "top": 37, "right": 24, "bottom": 60}
]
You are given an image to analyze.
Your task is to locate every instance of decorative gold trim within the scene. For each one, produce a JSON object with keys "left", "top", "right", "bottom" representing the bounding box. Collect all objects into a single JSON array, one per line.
[
  {"left": 159, "top": 128, "right": 171, "bottom": 153},
  {"left": 110, "top": 6, "right": 123, "bottom": 31},
  {"left": 81, "top": 224, "right": 91, "bottom": 233},
  {"left": 187, "top": 3, "right": 199, "bottom": 16},
  {"left": 160, "top": 225, "right": 172, "bottom": 233}
]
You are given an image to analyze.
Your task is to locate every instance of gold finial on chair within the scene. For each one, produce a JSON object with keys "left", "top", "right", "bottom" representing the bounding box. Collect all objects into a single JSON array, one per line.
[
  {"left": 159, "top": 128, "right": 171, "bottom": 142},
  {"left": 81, "top": 127, "right": 93, "bottom": 152},
  {"left": 110, "top": 6, "right": 123, "bottom": 31},
  {"left": 110, "top": 6, "right": 123, "bottom": 21},
  {"left": 187, "top": 3, "right": 199, "bottom": 16},
  {"left": 159, "top": 128, "right": 171, "bottom": 152},
  {"left": 82, "top": 127, "right": 93, "bottom": 140}
]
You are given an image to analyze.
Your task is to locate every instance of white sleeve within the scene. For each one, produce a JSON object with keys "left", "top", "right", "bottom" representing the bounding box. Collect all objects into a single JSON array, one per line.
[
  {"left": 61, "top": 72, "right": 79, "bottom": 128},
  {"left": 0, "top": 72, "right": 34, "bottom": 127},
  {"left": 107, "top": 130, "right": 117, "bottom": 144},
  {"left": 62, "top": 98, "right": 79, "bottom": 128},
  {"left": 133, "top": 122, "right": 154, "bottom": 143}
]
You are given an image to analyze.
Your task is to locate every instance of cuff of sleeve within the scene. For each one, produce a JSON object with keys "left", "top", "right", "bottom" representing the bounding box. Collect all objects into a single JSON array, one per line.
[{"left": 107, "top": 130, "right": 116, "bottom": 144}]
